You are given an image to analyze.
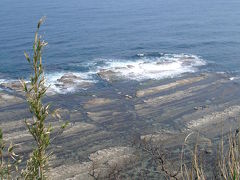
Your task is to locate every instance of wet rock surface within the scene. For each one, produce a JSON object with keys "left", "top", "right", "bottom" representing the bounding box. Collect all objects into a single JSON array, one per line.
[
  {"left": 0, "top": 73, "right": 94, "bottom": 96},
  {"left": 1, "top": 72, "right": 240, "bottom": 179},
  {"left": 0, "top": 81, "right": 23, "bottom": 91},
  {"left": 0, "top": 92, "right": 23, "bottom": 107},
  {"left": 50, "top": 73, "right": 93, "bottom": 94},
  {"left": 57, "top": 73, "right": 83, "bottom": 83},
  {"left": 97, "top": 69, "right": 121, "bottom": 82}
]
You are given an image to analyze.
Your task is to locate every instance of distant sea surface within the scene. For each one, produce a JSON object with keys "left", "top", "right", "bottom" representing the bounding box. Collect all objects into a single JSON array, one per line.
[{"left": 1, "top": 0, "right": 240, "bottom": 91}]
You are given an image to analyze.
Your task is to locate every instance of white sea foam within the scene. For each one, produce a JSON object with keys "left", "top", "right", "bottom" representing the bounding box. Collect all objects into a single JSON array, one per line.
[
  {"left": 229, "top": 76, "right": 240, "bottom": 81},
  {"left": 45, "top": 71, "right": 95, "bottom": 94},
  {"left": 96, "top": 54, "right": 206, "bottom": 81},
  {"left": 0, "top": 79, "right": 10, "bottom": 84},
  {"left": 0, "top": 80, "right": 5, "bottom": 91},
  {"left": 137, "top": 53, "right": 145, "bottom": 57},
  {"left": 0, "top": 54, "right": 206, "bottom": 94},
  {"left": 0, "top": 73, "right": 95, "bottom": 94}
]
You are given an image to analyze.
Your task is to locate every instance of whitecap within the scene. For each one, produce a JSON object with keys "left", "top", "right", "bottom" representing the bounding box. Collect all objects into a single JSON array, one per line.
[
  {"left": 45, "top": 71, "right": 95, "bottom": 94},
  {"left": 229, "top": 76, "right": 240, "bottom": 81},
  {"left": 0, "top": 53, "right": 207, "bottom": 94},
  {"left": 137, "top": 53, "right": 145, "bottom": 57},
  {"left": 95, "top": 53, "right": 206, "bottom": 81}
]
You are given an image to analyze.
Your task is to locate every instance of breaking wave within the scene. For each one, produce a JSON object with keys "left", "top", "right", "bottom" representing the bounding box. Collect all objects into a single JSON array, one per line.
[
  {"left": 0, "top": 53, "right": 206, "bottom": 94},
  {"left": 45, "top": 72, "right": 95, "bottom": 94},
  {"left": 95, "top": 53, "right": 206, "bottom": 80}
]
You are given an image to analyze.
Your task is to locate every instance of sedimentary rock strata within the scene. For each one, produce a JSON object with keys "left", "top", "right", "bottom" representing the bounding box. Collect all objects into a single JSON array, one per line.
[
  {"left": 63, "top": 122, "right": 96, "bottom": 135},
  {"left": 187, "top": 105, "right": 240, "bottom": 129},
  {"left": 84, "top": 98, "right": 115, "bottom": 109},
  {"left": 0, "top": 72, "right": 240, "bottom": 178},
  {"left": 136, "top": 75, "right": 206, "bottom": 97},
  {"left": 49, "top": 146, "right": 135, "bottom": 180},
  {"left": 97, "top": 70, "right": 120, "bottom": 82},
  {"left": 0, "top": 81, "right": 23, "bottom": 93},
  {"left": 0, "top": 92, "right": 23, "bottom": 106}
]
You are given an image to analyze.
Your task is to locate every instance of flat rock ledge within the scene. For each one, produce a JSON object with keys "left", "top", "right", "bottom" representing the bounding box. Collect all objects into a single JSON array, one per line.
[{"left": 49, "top": 146, "right": 136, "bottom": 180}]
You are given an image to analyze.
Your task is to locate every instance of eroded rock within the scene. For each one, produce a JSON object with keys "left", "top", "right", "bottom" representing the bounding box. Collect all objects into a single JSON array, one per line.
[
  {"left": 57, "top": 73, "right": 83, "bottom": 85},
  {"left": 140, "top": 132, "right": 175, "bottom": 143},
  {"left": 84, "top": 98, "right": 115, "bottom": 109},
  {"left": 63, "top": 122, "right": 96, "bottom": 135},
  {"left": 88, "top": 146, "right": 136, "bottom": 178},
  {"left": 187, "top": 106, "right": 240, "bottom": 129},
  {"left": 49, "top": 146, "right": 136, "bottom": 180},
  {"left": 97, "top": 70, "right": 120, "bottom": 82},
  {"left": 1, "top": 81, "right": 23, "bottom": 93},
  {"left": 0, "top": 92, "right": 23, "bottom": 106},
  {"left": 48, "top": 73, "right": 93, "bottom": 95},
  {"left": 136, "top": 75, "right": 207, "bottom": 97}
]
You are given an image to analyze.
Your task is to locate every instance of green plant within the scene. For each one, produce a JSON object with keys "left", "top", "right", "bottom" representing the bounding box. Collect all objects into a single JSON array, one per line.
[
  {"left": 0, "top": 128, "right": 21, "bottom": 180},
  {"left": 20, "top": 17, "right": 67, "bottom": 180}
]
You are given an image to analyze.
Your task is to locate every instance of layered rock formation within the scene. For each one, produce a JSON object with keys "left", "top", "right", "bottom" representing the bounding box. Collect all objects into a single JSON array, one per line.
[{"left": 0, "top": 72, "right": 240, "bottom": 178}]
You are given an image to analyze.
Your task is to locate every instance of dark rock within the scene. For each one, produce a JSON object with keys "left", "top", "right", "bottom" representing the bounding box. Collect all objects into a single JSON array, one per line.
[
  {"left": 97, "top": 70, "right": 119, "bottom": 82},
  {"left": 57, "top": 73, "right": 82, "bottom": 84}
]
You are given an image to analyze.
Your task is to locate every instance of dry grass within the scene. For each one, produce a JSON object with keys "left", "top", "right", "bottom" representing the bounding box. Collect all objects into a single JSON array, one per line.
[
  {"left": 132, "top": 130, "right": 240, "bottom": 180},
  {"left": 218, "top": 131, "right": 240, "bottom": 180}
]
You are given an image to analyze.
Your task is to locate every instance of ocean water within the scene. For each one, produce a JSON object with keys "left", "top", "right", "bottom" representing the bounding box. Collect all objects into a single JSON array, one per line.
[{"left": 1, "top": 0, "right": 240, "bottom": 91}]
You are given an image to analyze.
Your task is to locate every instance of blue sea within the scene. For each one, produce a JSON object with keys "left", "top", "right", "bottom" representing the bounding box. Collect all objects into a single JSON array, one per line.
[{"left": 1, "top": 0, "right": 240, "bottom": 92}]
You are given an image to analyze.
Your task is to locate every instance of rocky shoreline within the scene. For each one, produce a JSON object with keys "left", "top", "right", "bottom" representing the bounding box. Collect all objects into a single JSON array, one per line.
[{"left": 0, "top": 72, "right": 240, "bottom": 179}]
